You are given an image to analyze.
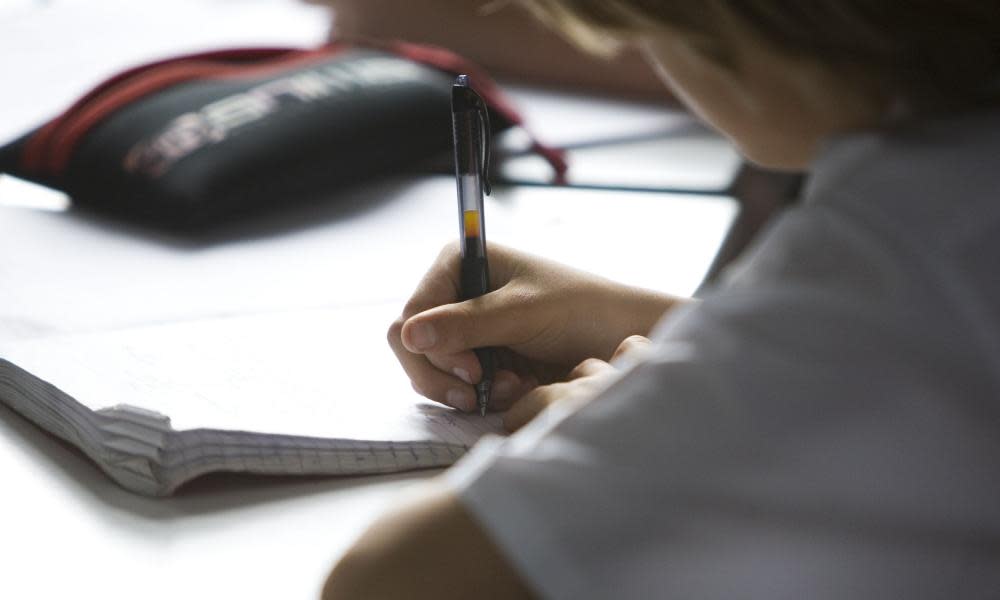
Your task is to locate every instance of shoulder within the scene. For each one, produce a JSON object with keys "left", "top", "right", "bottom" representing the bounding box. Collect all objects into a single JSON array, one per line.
[{"left": 654, "top": 158, "right": 1000, "bottom": 398}]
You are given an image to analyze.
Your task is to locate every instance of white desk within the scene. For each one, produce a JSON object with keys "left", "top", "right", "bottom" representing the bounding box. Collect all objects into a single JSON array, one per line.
[
  {"left": 0, "top": 184, "right": 735, "bottom": 600},
  {"left": 0, "top": 2, "right": 738, "bottom": 598}
]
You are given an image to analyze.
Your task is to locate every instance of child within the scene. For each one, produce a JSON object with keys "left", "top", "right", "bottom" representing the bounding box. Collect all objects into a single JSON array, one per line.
[{"left": 323, "top": 2, "right": 1000, "bottom": 598}]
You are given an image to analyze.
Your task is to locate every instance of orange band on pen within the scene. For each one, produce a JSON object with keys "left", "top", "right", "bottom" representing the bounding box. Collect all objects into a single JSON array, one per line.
[{"left": 463, "top": 210, "right": 481, "bottom": 238}]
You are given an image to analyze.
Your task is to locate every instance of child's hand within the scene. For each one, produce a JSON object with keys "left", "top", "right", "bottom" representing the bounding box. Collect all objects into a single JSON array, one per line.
[
  {"left": 388, "top": 242, "right": 678, "bottom": 416},
  {"left": 503, "top": 334, "right": 653, "bottom": 431}
]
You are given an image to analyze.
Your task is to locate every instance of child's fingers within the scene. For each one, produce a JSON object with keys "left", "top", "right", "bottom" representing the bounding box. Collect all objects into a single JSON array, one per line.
[
  {"left": 422, "top": 350, "right": 530, "bottom": 410},
  {"left": 610, "top": 334, "right": 653, "bottom": 366},
  {"left": 389, "top": 318, "right": 532, "bottom": 412},
  {"left": 487, "top": 369, "right": 536, "bottom": 411},
  {"left": 503, "top": 383, "right": 562, "bottom": 432},
  {"left": 503, "top": 358, "right": 619, "bottom": 431},
  {"left": 425, "top": 349, "right": 483, "bottom": 387},
  {"left": 566, "top": 357, "right": 614, "bottom": 381},
  {"left": 388, "top": 318, "right": 476, "bottom": 412}
]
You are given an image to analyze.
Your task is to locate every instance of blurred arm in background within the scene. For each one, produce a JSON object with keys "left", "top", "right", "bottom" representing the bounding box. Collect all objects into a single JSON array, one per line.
[{"left": 318, "top": 0, "right": 672, "bottom": 100}]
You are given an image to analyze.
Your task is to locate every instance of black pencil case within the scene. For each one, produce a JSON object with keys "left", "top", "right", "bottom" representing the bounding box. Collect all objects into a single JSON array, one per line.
[{"left": 0, "top": 41, "right": 566, "bottom": 230}]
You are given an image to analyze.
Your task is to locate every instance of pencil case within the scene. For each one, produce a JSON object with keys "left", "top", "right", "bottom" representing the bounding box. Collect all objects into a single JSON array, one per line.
[{"left": 0, "top": 41, "right": 566, "bottom": 230}]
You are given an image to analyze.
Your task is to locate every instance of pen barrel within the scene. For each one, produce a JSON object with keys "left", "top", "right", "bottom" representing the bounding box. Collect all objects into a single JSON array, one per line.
[
  {"left": 451, "top": 109, "right": 481, "bottom": 179},
  {"left": 453, "top": 77, "right": 494, "bottom": 413},
  {"left": 460, "top": 253, "right": 490, "bottom": 299},
  {"left": 461, "top": 253, "right": 495, "bottom": 404},
  {"left": 474, "top": 347, "right": 495, "bottom": 381}
]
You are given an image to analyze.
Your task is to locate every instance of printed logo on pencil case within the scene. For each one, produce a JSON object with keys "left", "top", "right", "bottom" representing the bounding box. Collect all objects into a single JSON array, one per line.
[{"left": 122, "top": 57, "right": 427, "bottom": 178}]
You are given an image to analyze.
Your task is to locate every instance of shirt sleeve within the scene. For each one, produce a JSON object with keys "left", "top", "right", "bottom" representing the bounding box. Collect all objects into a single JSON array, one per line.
[{"left": 443, "top": 202, "right": 1000, "bottom": 600}]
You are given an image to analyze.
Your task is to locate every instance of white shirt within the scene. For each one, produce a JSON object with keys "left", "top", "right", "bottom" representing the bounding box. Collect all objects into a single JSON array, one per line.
[{"left": 445, "top": 110, "right": 1000, "bottom": 599}]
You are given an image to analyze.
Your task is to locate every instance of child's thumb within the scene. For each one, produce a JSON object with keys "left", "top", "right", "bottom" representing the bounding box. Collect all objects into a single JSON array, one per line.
[{"left": 400, "top": 291, "right": 529, "bottom": 354}]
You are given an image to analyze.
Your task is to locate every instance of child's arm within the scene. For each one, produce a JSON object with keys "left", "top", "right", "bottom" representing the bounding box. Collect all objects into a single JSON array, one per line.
[
  {"left": 322, "top": 486, "right": 533, "bottom": 599},
  {"left": 324, "top": 247, "right": 674, "bottom": 597}
]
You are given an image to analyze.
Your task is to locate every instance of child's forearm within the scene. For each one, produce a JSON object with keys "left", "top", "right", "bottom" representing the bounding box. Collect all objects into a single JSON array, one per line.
[
  {"left": 582, "top": 284, "right": 685, "bottom": 362},
  {"left": 322, "top": 485, "right": 534, "bottom": 599},
  {"left": 322, "top": 0, "right": 671, "bottom": 100}
]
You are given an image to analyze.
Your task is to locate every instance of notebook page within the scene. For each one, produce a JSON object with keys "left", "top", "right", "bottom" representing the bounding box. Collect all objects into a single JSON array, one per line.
[{"left": 0, "top": 303, "right": 504, "bottom": 446}]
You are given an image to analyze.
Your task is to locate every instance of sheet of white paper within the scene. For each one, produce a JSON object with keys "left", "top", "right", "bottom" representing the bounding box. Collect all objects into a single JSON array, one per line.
[
  {"left": 0, "top": 303, "right": 502, "bottom": 445},
  {"left": 0, "top": 179, "right": 737, "bottom": 343}
]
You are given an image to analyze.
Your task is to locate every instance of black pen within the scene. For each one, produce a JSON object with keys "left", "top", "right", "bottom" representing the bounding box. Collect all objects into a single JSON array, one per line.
[{"left": 451, "top": 74, "right": 494, "bottom": 417}]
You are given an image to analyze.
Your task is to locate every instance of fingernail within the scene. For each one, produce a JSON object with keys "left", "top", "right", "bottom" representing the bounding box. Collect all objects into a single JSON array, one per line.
[
  {"left": 447, "top": 388, "right": 474, "bottom": 412},
  {"left": 407, "top": 322, "right": 437, "bottom": 351},
  {"left": 453, "top": 367, "right": 473, "bottom": 385}
]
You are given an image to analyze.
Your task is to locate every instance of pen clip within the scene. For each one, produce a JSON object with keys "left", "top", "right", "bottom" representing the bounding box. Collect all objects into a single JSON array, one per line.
[{"left": 477, "top": 98, "right": 492, "bottom": 196}]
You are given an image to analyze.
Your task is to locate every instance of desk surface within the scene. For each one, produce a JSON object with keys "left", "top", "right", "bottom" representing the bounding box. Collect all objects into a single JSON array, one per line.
[{"left": 0, "top": 2, "right": 738, "bottom": 598}]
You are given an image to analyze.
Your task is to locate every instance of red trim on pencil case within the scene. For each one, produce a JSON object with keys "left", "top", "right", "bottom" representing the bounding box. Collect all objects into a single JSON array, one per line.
[{"left": 22, "top": 45, "right": 346, "bottom": 176}]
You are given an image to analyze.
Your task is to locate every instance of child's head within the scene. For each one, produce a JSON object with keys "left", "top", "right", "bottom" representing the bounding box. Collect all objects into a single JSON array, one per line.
[{"left": 518, "top": 1, "right": 1000, "bottom": 168}]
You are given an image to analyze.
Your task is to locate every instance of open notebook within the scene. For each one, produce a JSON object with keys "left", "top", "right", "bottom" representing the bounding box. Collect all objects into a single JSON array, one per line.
[
  {"left": 0, "top": 303, "right": 504, "bottom": 496},
  {"left": 0, "top": 177, "right": 735, "bottom": 498}
]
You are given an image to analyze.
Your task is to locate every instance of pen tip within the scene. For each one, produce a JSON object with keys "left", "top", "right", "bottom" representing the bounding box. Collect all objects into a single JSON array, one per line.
[
  {"left": 476, "top": 386, "right": 490, "bottom": 417},
  {"left": 455, "top": 74, "right": 469, "bottom": 87}
]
